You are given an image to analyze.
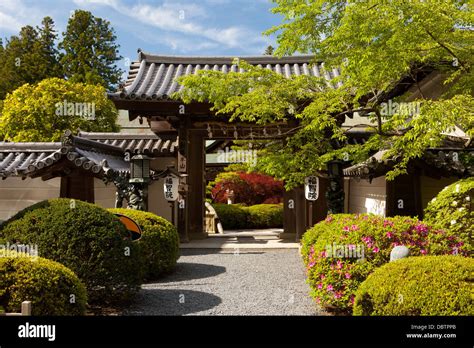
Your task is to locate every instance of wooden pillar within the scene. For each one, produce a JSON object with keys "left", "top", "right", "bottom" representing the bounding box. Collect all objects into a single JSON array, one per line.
[
  {"left": 177, "top": 118, "right": 189, "bottom": 242},
  {"left": 60, "top": 172, "right": 94, "bottom": 203},
  {"left": 308, "top": 176, "right": 329, "bottom": 227},
  {"left": 187, "top": 130, "right": 206, "bottom": 239},
  {"left": 280, "top": 188, "right": 297, "bottom": 240},
  {"left": 294, "top": 186, "right": 307, "bottom": 241}
]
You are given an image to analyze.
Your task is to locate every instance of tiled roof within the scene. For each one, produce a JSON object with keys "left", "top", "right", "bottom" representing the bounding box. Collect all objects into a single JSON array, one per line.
[
  {"left": 77, "top": 131, "right": 178, "bottom": 155},
  {"left": 110, "top": 51, "right": 341, "bottom": 101},
  {"left": 0, "top": 135, "right": 129, "bottom": 179},
  {"left": 0, "top": 131, "right": 175, "bottom": 178}
]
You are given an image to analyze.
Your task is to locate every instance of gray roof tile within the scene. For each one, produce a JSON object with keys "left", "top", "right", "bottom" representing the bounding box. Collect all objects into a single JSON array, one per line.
[{"left": 111, "top": 52, "right": 335, "bottom": 101}]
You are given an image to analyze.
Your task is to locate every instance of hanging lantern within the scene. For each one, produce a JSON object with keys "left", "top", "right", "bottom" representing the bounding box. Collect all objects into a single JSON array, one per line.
[
  {"left": 327, "top": 159, "right": 343, "bottom": 178},
  {"left": 129, "top": 155, "right": 151, "bottom": 183},
  {"left": 163, "top": 175, "right": 179, "bottom": 201}
]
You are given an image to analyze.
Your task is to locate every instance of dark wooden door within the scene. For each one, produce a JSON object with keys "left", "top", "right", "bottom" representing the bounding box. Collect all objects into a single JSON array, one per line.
[{"left": 386, "top": 173, "right": 422, "bottom": 218}]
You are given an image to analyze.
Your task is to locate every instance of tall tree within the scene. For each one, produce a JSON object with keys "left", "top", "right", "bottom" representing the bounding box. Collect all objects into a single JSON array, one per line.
[
  {"left": 38, "top": 16, "right": 62, "bottom": 78},
  {"left": 0, "top": 18, "right": 62, "bottom": 100},
  {"left": 175, "top": 0, "right": 473, "bottom": 188},
  {"left": 59, "top": 10, "right": 123, "bottom": 90},
  {"left": 264, "top": 45, "right": 274, "bottom": 55}
]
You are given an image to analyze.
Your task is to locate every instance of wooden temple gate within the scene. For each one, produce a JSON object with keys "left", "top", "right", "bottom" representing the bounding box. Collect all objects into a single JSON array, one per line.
[{"left": 108, "top": 52, "right": 344, "bottom": 241}]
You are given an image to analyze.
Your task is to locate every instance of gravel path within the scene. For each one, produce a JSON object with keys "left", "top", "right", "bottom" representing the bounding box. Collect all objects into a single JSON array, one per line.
[{"left": 124, "top": 249, "right": 324, "bottom": 316}]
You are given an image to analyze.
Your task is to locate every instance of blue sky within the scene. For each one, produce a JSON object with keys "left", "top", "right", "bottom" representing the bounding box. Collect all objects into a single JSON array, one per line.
[{"left": 0, "top": 0, "right": 282, "bottom": 67}]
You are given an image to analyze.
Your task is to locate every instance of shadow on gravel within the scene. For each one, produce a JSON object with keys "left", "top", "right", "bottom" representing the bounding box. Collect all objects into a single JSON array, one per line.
[
  {"left": 155, "top": 262, "right": 227, "bottom": 283},
  {"left": 125, "top": 289, "right": 222, "bottom": 315},
  {"left": 179, "top": 249, "right": 265, "bottom": 256}
]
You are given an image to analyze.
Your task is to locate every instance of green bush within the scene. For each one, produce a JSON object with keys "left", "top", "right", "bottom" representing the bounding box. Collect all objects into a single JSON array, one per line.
[
  {"left": 424, "top": 177, "right": 473, "bottom": 253},
  {"left": 0, "top": 199, "right": 143, "bottom": 304},
  {"left": 213, "top": 203, "right": 283, "bottom": 229},
  {"left": 109, "top": 208, "right": 180, "bottom": 280},
  {"left": 213, "top": 204, "right": 250, "bottom": 229},
  {"left": 246, "top": 204, "right": 283, "bottom": 228},
  {"left": 0, "top": 251, "right": 87, "bottom": 315},
  {"left": 301, "top": 214, "right": 468, "bottom": 313},
  {"left": 353, "top": 255, "right": 474, "bottom": 316}
]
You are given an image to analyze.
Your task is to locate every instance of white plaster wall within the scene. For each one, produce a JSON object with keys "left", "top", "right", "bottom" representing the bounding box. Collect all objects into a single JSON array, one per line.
[
  {"left": 94, "top": 178, "right": 116, "bottom": 209},
  {"left": 348, "top": 176, "right": 387, "bottom": 216},
  {"left": 0, "top": 177, "right": 60, "bottom": 221},
  {"left": 420, "top": 176, "right": 457, "bottom": 211}
]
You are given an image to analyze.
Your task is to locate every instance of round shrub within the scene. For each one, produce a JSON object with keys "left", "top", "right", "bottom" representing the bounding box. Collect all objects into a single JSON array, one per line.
[
  {"left": 109, "top": 208, "right": 180, "bottom": 280},
  {"left": 0, "top": 251, "right": 87, "bottom": 315},
  {"left": 424, "top": 177, "right": 473, "bottom": 253},
  {"left": 213, "top": 204, "right": 249, "bottom": 229},
  {"left": 246, "top": 204, "right": 283, "bottom": 228},
  {"left": 353, "top": 255, "right": 473, "bottom": 316},
  {"left": 301, "top": 214, "right": 469, "bottom": 313},
  {"left": 0, "top": 199, "right": 143, "bottom": 304}
]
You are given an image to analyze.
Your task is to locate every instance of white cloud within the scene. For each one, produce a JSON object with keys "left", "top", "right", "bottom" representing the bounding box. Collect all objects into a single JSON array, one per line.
[
  {"left": 0, "top": 0, "right": 44, "bottom": 33},
  {"left": 74, "top": 0, "right": 267, "bottom": 52}
]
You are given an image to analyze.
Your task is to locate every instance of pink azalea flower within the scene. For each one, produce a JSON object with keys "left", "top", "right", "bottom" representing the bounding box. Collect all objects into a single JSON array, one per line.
[
  {"left": 386, "top": 232, "right": 393, "bottom": 239},
  {"left": 345, "top": 273, "right": 351, "bottom": 279},
  {"left": 317, "top": 283, "right": 323, "bottom": 289},
  {"left": 327, "top": 284, "right": 334, "bottom": 291},
  {"left": 373, "top": 247, "right": 380, "bottom": 253},
  {"left": 351, "top": 224, "right": 359, "bottom": 231},
  {"left": 420, "top": 249, "right": 427, "bottom": 255},
  {"left": 350, "top": 295, "right": 355, "bottom": 304},
  {"left": 336, "top": 260, "right": 343, "bottom": 269},
  {"left": 320, "top": 274, "right": 326, "bottom": 279},
  {"left": 343, "top": 226, "right": 350, "bottom": 232},
  {"left": 308, "top": 261, "right": 316, "bottom": 268},
  {"left": 334, "top": 292, "right": 342, "bottom": 299}
]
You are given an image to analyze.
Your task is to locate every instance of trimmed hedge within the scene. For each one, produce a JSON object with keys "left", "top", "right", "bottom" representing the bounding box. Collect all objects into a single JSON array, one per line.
[
  {"left": 301, "top": 214, "right": 468, "bottom": 313},
  {"left": 353, "top": 255, "right": 474, "bottom": 316},
  {"left": 246, "top": 204, "right": 283, "bottom": 228},
  {"left": 213, "top": 204, "right": 249, "bottom": 229},
  {"left": 0, "top": 251, "right": 87, "bottom": 315},
  {"left": 213, "top": 203, "right": 283, "bottom": 229},
  {"left": 424, "top": 177, "right": 473, "bottom": 253},
  {"left": 0, "top": 199, "right": 143, "bottom": 304},
  {"left": 109, "top": 208, "right": 180, "bottom": 280}
]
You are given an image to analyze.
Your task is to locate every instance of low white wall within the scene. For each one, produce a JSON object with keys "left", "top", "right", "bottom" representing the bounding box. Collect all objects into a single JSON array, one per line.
[
  {"left": 0, "top": 177, "right": 61, "bottom": 221},
  {"left": 420, "top": 176, "right": 457, "bottom": 211},
  {"left": 348, "top": 176, "right": 387, "bottom": 216}
]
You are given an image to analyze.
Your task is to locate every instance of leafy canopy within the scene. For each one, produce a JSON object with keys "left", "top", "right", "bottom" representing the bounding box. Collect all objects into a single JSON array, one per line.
[
  {"left": 0, "top": 78, "right": 119, "bottom": 142},
  {"left": 174, "top": 0, "right": 473, "bottom": 188}
]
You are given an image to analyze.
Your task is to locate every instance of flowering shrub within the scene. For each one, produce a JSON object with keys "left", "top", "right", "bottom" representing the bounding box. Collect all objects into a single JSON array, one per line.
[
  {"left": 301, "top": 214, "right": 468, "bottom": 313},
  {"left": 210, "top": 171, "right": 284, "bottom": 205},
  {"left": 424, "top": 177, "right": 473, "bottom": 253}
]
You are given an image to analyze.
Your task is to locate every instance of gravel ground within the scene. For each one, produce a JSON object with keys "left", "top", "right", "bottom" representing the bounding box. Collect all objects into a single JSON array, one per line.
[{"left": 124, "top": 249, "right": 325, "bottom": 316}]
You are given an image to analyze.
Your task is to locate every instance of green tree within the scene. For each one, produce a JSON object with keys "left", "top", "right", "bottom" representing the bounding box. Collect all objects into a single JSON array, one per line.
[
  {"left": 0, "top": 18, "right": 62, "bottom": 100},
  {"left": 0, "top": 78, "right": 119, "bottom": 142},
  {"left": 175, "top": 0, "right": 473, "bottom": 188},
  {"left": 264, "top": 45, "right": 274, "bottom": 55},
  {"left": 60, "top": 10, "right": 123, "bottom": 90}
]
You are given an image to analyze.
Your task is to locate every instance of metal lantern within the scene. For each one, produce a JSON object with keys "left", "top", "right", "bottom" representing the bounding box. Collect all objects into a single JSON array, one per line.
[
  {"left": 129, "top": 155, "right": 151, "bottom": 183},
  {"left": 327, "top": 159, "right": 344, "bottom": 178}
]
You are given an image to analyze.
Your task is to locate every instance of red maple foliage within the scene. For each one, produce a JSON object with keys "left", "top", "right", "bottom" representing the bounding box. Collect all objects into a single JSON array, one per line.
[{"left": 211, "top": 171, "right": 284, "bottom": 205}]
